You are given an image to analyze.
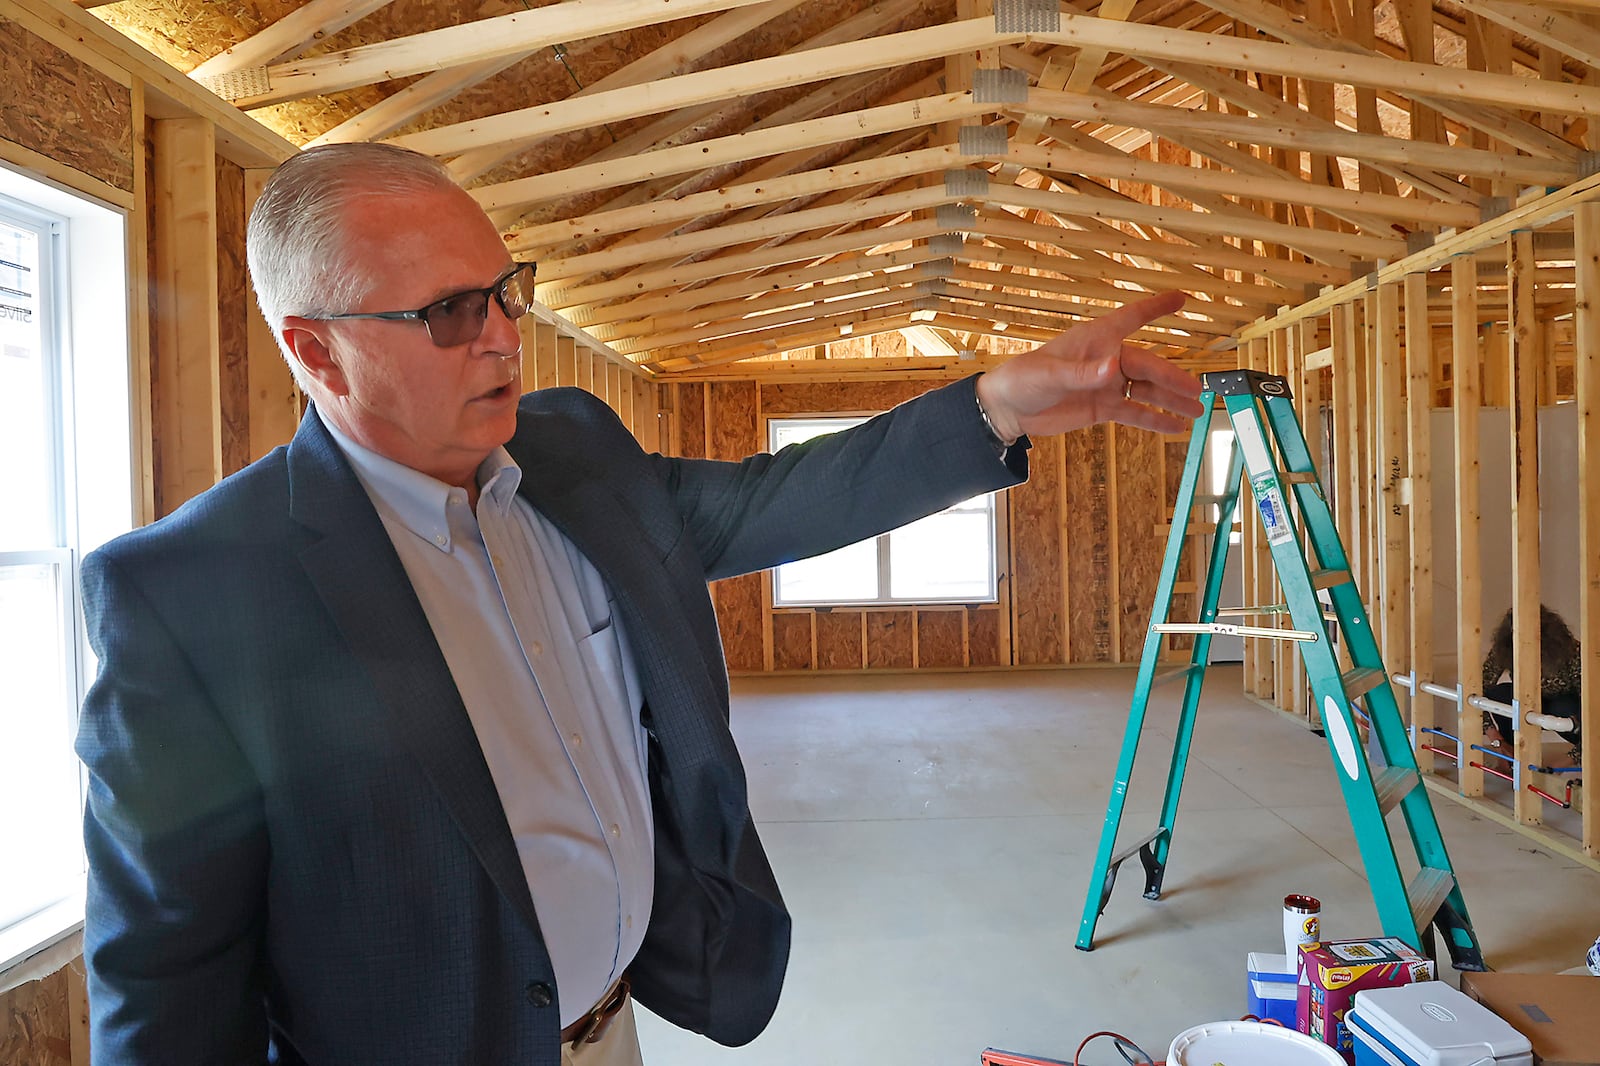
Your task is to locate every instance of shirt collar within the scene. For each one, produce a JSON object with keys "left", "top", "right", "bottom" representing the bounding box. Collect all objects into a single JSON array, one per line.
[{"left": 318, "top": 409, "right": 523, "bottom": 553}]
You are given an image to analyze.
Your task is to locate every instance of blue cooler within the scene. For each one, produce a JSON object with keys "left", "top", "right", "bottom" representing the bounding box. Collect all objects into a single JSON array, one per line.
[
  {"left": 1346, "top": 983, "right": 1532, "bottom": 1066},
  {"left": 1246, "top": 951, "right": 1298, "bottom": 1026}
]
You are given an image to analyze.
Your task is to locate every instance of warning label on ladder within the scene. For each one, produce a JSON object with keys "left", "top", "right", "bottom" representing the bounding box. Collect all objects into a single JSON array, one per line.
[{"left": 1254, "top": 477, "right": 1295, "bottom": 546}]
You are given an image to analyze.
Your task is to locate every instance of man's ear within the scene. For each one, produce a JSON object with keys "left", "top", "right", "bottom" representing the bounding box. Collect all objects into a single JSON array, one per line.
[{"left": 280, "top": 317, "right": 348, "bottom": 396}]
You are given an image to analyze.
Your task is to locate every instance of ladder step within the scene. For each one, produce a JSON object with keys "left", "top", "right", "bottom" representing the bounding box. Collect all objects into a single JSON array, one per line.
[
  {"left": 1110, "top": 826, "right": 1167, "bottom": 870},
  {"left": 1341, "top": 667, "right": 1386, "bottom": 699},
  {"left": 1407, "top": 867, "right": 1456, "bottom": 932},
  {"left": 1152, "top": 664, "right": 1203, "bottom": 688},
  {"left": 1282, "top": 471, "right": 1319, "bottom": 484},
  {"left": 1371, "top": 766, "right": 1420, "bottom": 815},
  {"left": 1310, "top": 568, "right": 1353, "bottom": 590}
]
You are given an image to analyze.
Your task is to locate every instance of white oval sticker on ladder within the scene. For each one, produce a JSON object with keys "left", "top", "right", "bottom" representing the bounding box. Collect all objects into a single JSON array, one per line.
[{"left": 1324, "top": 695, "right": 1362, "bottom": 781}]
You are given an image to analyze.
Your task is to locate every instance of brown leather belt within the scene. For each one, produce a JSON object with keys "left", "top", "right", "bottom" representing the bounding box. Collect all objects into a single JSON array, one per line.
[{"left": 560, "top": 975, "right": 631, "bottom": 1048}]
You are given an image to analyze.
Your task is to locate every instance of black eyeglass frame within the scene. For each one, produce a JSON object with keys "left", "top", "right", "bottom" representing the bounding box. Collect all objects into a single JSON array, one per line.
[{"left": 313, "top": 262, "right": 537, "bottom": 347}]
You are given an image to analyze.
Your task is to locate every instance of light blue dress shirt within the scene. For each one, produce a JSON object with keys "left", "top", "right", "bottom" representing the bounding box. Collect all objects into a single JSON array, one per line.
[{"left": 324, "top": 416, "right": 652, "bottom": 1026}]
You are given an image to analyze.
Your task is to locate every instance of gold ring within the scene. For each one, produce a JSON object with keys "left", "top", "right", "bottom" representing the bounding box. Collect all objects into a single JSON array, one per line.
[{"left": 1123, "top": 378, "right": 1135, "bottom": 402}]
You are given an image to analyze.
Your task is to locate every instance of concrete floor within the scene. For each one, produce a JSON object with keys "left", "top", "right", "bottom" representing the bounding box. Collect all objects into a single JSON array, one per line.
[{"left": 636, "top": 667, "right": 1600, "bottom": 1066}]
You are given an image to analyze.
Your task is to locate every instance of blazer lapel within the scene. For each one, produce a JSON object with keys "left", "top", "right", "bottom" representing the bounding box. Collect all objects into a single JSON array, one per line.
[{"left": 285, "top": 409, "right": 542, "bottom": 936}]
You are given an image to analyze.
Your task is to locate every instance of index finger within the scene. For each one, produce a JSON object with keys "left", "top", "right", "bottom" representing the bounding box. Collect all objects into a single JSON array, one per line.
[{"left": 1091, "top": 290, "right": 1187, "bottom": 340}]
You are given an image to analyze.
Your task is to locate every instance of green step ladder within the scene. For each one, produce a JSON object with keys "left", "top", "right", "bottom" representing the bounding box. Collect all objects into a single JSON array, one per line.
[{"left": 1074, "top": 369, "right": 1484, "bottom": 971}]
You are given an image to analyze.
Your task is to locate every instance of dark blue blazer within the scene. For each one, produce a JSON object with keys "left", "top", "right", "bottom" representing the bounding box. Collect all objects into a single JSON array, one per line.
[{"left": 76, "top": 378, "right": 1025, "bottom": 1064}]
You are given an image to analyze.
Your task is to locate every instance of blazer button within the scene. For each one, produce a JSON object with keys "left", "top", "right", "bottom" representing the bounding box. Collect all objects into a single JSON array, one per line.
[{"left": 525, "top": 981, "right": 553, "bottom": 1008}]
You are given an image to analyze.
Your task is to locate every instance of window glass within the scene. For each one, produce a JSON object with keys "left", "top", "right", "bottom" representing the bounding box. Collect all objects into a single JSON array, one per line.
[{"left": 768, "top": 414, "right": 999, "bottom": 607}]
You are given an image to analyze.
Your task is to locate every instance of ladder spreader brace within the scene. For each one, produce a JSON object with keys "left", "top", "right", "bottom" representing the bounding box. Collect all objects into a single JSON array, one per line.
[{"left": 1075, "top": 369, "right": 1485, "bottom": 972}]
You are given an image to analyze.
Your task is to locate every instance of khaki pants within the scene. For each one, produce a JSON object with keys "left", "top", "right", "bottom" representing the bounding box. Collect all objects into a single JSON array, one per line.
[{"left": 561, "top": 1000, "right": 644, "bottom": 1066}]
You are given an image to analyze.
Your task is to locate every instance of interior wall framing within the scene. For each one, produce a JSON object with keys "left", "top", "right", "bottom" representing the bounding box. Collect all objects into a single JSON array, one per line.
[{"left": 1239, "top": 176, "right": 1600, "bottom": 870}]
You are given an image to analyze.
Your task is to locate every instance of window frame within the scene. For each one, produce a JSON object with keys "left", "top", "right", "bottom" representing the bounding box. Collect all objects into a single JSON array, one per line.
[
  {"left": 766, "top": 412, "right": 1001, "bottom": 608},
  {"left": 0, "top": 162, "right": 133, "bottom": 981}
]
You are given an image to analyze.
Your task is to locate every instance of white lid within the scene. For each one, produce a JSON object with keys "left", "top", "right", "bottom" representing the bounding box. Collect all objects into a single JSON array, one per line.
[
  {"left": 1247, "top": 951, "right": 1297, "bottom": 979},
  {"left": 1169, "top": 1020, "right": 1345, "bottom": 1066},
  {"left": 1349, "top": 983, "right": 1532, "bottom": 1066}
]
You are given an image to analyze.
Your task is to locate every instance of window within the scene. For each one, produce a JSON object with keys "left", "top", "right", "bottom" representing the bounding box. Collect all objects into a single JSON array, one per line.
[
  {"left": 769, "top": 416, "right": 999, "bottom": 606},
  {"left": 0, "top": 165, "right": 133, "bottom": 972}
]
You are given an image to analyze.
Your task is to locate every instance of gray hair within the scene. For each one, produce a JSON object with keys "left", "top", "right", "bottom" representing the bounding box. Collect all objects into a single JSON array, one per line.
[{"left": 246, "top": 143, "right": 460, "bottom": 383}]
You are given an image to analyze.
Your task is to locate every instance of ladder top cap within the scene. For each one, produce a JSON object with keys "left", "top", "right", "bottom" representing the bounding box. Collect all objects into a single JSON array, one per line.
[{"left": 1201, "top": 369, "right": 1294, "bottom": 400}]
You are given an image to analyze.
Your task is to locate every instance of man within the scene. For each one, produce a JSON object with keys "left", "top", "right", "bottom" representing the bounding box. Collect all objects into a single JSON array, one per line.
[{"left": 76, "top": 143, "right": 1203, "bottom": 1065}]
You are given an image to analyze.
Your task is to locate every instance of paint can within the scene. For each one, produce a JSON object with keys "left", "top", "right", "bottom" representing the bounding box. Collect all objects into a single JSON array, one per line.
[{"left": 1168, "top": 1020, "right": 1345, "bottom": 1066}]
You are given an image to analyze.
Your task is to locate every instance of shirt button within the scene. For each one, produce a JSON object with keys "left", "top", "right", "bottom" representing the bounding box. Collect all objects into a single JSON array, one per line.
[
  {"left": 610, "top": 823, "right": 620, "bottom": 838},
  {"left": 570, "top": 733, "right": 582, "bottom": 748},
  {"left": 491, "top": 555, "right": 504, "bottom": 568},
  {"left": 531, "top": 641, "right": 544, "bottom": 656},
  {"left": 626, "top": 914, "right": 633, "bottom": 929},
  {"left": 525, "top": 981, "right": 553, "bottom": 1007},
  {"left": 433, "top": 534, "right": 447, "bottom": 547}
]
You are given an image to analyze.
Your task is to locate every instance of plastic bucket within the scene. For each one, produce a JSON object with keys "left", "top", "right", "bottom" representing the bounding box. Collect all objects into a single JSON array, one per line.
[{"left": 1168, "top": 1020, "right": 1346, "bottom": 1066}]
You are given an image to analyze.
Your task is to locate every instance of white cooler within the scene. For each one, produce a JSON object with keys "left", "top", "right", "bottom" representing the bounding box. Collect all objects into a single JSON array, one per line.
[{"left": 1346, "top": 982, "right": 1532, "bottom": 1066}]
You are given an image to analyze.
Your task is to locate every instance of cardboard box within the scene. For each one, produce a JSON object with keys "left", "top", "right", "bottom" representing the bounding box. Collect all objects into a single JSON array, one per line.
[
  {"left": 1460, "top": 972, "right": 1600, "bottom": 1066},
  {"left": 1298, "top": 937, "right": 1438, "bottom": 1063}
]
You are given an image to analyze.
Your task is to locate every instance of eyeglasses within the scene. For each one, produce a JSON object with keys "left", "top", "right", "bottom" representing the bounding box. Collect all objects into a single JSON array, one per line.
[{"left": 315, "top": 262, "right": 537, "bottom": 348}]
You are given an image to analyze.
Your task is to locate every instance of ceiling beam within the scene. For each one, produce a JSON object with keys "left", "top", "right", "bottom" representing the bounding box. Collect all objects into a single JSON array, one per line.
[
  {"left": 236, "top": 0, "right": 783, "bottom": 107},
  {"left": 1455, "top": 0, "right": 1600, "bottom": 70},
  {"left": 1016, "top": 88, "right": 1578, "bottom": 187},
  {"left": 1191, "top": 0, "right": 1583, "bottom": 161},
  {"left": 536, "top": 186, "right": 951, "bottom": 283},
  {"left": 488, "top": 92, "right": 988, "bottom": 223},
  {"left": 189, "top": 0, "right": 396, "bottom": 80},
  {"left": 1007, "top": 141, "right": 1478, "bottom": 230},
  {"left": 539, "top": 220, "right": 944, "bottom": 308},
  {"left": 391, "top": 19, "right": 1011, "bottom": 157}
]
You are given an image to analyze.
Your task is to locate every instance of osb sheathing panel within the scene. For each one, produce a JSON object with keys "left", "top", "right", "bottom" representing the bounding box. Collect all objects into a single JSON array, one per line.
[
  {"left": 760, "top": 379, "right": 930, "bottom": 416},
  {"left": 815, "top": 610, "right": 863, "bottom": 670},
  {"left": 670, "top": 383, "right": 701, "bottom": 459},
  {"left": 1011, "top": 432, "right": 1063, "bottom": 665},
  {"left": 0, "top": 17, "right": 134, "bottom": 192},
  {"left": 967, "top": 607, "right": 1000, "bottom": 667},
  {"left": 772, "top": 612, "right": 812, "bottom": 671},
  {"left": 0, "top": 968, "right": 73, "bottom": 1066},
  {"left": 1066, "top": 425, "right": 1113, "bottom": 663},
  {"left": 707, "top": 381, "right": 756, "bottom": 460},
  {"left": 916, "top": 608, "right": 964, "bottom": 668},
  {"left": 216, "top": 155, "right": 252, "bottom": 475},
  {"left": 706, "top": 383, "right": 760, "bottom": 668},
  {"left": 1116, "top": 427, "right": 1162, "bottom": 662},
  {"left": 714, "top": 572, "right": 763, "bottom": 672},
  {"left": 866, "top": 610, "right": 913, "bottom": 669}
]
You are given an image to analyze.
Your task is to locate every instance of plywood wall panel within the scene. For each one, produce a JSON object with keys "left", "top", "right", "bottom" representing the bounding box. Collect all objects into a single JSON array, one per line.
[
  {"left": 1011, "top": 432, "right": 1064, "bottom": 664},
  {"left": 708, "top": 381, "right": 757, "bottom": 460},
  {"left": 714, "top": 572, "right": 763, "bottom": 672},
  {"left": 771, "top": 612, "right": 813, "bottom": 671},
  {"left": 1116, "top": 427, "right": 1163, "bottom": 661},
  {"left": 215, "top": 155, "right": 250, "bottom": 477},
  {"left": 815, "top": 610, "right": 863, "bottom": 670},
  {"left": 0, "top": 968, "right": 74, "bottom": 1066},
  {"left": 1066, "top": 425, "right": 1113, "bottom": 662},
  {"left": 866, "top": 610, "right": 914, "bottom": 669},
  {"left": 674, "top": 383, "right": 706, "bottom": 459},
  {"left": 761, "top": 379, "right": 928, "bottom": 416},
  {"left": 968, "top": 607, "right": 1001, "bottom": 666},
  {"left": 0, "top": 18, "right": 134, "bottom": 193},
  {"left": 917, "top": 609, "right": 965, "bottom": 667}
]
